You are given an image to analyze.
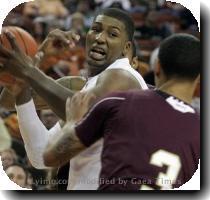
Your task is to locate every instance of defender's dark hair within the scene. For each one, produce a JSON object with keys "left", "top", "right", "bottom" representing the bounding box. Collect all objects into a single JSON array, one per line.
[
  {"left": 158, "top": 33, "right": 200, "bottom": 80},
  {"left": 94, "top": 8, "right": 134, "bottom": 41}
]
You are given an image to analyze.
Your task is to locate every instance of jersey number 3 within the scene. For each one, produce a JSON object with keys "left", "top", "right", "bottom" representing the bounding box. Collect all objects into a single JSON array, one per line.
[{"left": 140, "top": 149, "right": 181, "bottom": 190}]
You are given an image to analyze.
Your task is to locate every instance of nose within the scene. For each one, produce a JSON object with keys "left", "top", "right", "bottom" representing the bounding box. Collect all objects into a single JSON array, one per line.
[{"left": 95, "top": 32, "right": 106, "bottom": 44}]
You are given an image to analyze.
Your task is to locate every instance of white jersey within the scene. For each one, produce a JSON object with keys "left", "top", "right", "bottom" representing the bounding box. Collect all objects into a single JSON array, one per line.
[{"left": 68, "top": 58, "right": 148, "bottom": 190}]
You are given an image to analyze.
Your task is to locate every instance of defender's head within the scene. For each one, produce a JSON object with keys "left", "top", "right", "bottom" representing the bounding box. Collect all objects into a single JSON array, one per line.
[{"left": 155, "top": 33, "right": 200, "bottom": 87}]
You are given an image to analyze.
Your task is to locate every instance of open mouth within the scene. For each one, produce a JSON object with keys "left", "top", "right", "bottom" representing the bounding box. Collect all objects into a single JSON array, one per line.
[{"left": 89, "top": 47, "right": 106, "bottom": 61}]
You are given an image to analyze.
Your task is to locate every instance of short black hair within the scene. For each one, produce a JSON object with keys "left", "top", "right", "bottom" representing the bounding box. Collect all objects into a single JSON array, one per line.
[
  {"left": 158, "top": 33, "right": 200, "bottom": 80},
  {"left": 94, "top": 8, "right": 134, "bottom": 41}
]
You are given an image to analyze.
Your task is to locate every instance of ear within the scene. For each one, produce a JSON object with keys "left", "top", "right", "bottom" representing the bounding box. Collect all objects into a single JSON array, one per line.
[
  {"left": 195, "top": 74, "right": 200, "bottom": 83},
  {"left": 154, "top": 59, "right": 161, "bottom": 77},
  {"left": 194, "top": 74, "right": 200, "bottom": 97},
  {"left": 131, "top": 56, "right": 139, "bottom": 70},
  {"left": 122, "top": 41, "right": 131, "bottom": 57}
]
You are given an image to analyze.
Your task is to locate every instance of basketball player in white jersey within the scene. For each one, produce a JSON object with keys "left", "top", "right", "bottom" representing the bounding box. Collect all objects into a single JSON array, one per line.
[{"left": 0, "top": 8, "right": 148, "bottom": 190}]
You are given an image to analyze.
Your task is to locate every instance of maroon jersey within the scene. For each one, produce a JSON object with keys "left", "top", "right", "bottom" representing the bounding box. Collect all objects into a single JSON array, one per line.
[{"left": 75, "top": 89, "right": 200, "bottom": 190}]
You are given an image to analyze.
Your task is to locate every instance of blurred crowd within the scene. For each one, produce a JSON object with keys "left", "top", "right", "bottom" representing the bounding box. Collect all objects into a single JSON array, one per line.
[{"left": 0, "top": 0, "right": 200, "bottom": 190}]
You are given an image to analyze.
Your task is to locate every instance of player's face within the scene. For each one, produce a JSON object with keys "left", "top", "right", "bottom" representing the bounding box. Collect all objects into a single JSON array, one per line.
[{"left": 86, "top": 15, "right": 129, "bottom": 76}]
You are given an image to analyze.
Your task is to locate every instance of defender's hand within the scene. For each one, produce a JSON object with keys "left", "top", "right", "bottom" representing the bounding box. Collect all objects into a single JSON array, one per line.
[
  {"left": 66, "top": 92, "right": 96, "bottom": 123},
  {"left": 38, "top": 29, "right": 80, "bottom": 57}
]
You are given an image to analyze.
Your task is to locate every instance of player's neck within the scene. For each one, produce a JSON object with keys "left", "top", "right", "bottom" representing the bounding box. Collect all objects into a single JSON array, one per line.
[{"left": 159, "top": 79, "right": 196, "bottom": 104}]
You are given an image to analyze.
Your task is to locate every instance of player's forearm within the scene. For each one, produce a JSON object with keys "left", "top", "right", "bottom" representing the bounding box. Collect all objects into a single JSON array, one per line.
[
  {"left": 24, "top": 67, "right": 74, "bottom": 120},
  {"left": 43, "top": 122, "right": 85, "bottom": 167}
]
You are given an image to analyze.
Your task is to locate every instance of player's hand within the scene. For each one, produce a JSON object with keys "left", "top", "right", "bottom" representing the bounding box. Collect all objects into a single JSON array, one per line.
[
  {"left": 0, "top": 31, "right": 34, "bottom": 80},
  {"left": 65, "top": 92, "right": 96, "bottom": 123},
  {"left": 38, "top": 29, "right": 80, "bottom": 57},
  {"left": 0, "top": 31, "right": 42, "bottom": 98},
  {"left": 33, "top": 51, "right": 44, "bottom": 68}
]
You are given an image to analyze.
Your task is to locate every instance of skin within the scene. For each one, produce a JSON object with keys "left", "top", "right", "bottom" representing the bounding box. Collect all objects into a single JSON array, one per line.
[
  {"left": 85, "top": 15, "right": 130, "bottom": 76},
  {"left": 0, "top": 14, "right": 142, "bottom": 167}
]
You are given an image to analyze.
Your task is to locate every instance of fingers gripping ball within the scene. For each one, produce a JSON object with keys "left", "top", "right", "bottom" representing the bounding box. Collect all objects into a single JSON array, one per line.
[{"left": 0, "top": 26, "right": 38, "bottom": 85}]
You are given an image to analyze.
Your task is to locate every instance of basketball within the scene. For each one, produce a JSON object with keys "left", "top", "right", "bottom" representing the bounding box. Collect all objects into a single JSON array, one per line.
[{"left": 0, "top": 26, "right": 38, "bottom": 85}]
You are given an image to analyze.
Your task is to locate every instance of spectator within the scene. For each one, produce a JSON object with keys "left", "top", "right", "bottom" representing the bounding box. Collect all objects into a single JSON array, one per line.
[
  {"left": 100, "top": 0, "right": 131, "bottom": 10},
  {"left": 5, "top": 163, "right": 28, "bottom": 188},
  {"left": 69, "top": 12, "right": 86, "bottom": 46},
  {"left": 0, "top": 117, "right": 11, "bottom": 152},
  {"left": 1, "top": 148, "right": 18, "bottom": 170},
  {"left": 143, "top": 47, "right": 159, "bottom": 85},
  {"left": 40, "top": 109, "right": 59, "bottom": 130},
  {"left": 76, "top": 0, "right": 95, "bottom": 28},
  {"left": 36, "top": 0, "right": 69, "bottom": 18}
]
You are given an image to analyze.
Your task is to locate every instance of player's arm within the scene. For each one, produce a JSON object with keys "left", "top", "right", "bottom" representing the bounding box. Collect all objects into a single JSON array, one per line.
[
  {"left": 43, "top": 92, "right": 95, "bottom": 167},
  {"left": 15, "top": 86, "right": 65, "bottom": 169},
  {"left": 43, "top": 122, "right": 86, "bottom": 167},
  {"left": 6, "top": 80, "right": 63, "bottom": 169},
  {"left": 20, "top": 68, "right": 73, "bottom": 120},
  {"left": 42, "top": 67, "right": 140, "bottom": 123},
  {"left": 43, "top": 91, "right": 124, "bottom": 167},
  {"left": 88, "top": 68, "right": 141, "bottom": 102},
  {"left": 0, "top": 76, "right": 86, "bottom": 111},
  {"left": 15, "top": 86, "right": 49, "bottom": 169}
]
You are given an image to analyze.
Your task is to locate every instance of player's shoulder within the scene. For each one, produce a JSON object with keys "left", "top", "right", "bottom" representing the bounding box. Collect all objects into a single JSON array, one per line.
[
  {"left": 104, "top": 89, "right": 155, "bottom": 101},
  {"left": 89, "top": 91, "right": 128, "bottom": 115},
  {"left": 100, "top": 68, "right": 137, "bottom": 82},
  {"left": 97, "top": 91, "right": 128, "bottom": 106}
]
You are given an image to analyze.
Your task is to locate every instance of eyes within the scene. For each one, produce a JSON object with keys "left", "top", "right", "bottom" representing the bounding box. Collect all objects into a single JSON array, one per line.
[
  {"left": 7, "top": 173, "right": 25, "bottom": 180},
  {"left": 90, "top": 26, "right": 119, "bottom": 38},
  {"left": 109, "top": 32, "right": 118, "bottom": 37}
]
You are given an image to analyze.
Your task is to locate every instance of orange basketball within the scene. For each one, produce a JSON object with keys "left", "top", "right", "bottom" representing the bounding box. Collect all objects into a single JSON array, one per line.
[{"left": 0, "top": 26, "right": 38, "bottom": 85}]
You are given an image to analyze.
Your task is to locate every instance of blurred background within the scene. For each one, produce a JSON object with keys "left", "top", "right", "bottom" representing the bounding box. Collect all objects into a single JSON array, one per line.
[{"left": 0, "top": 0, "right": 200, "bottom": 190}]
